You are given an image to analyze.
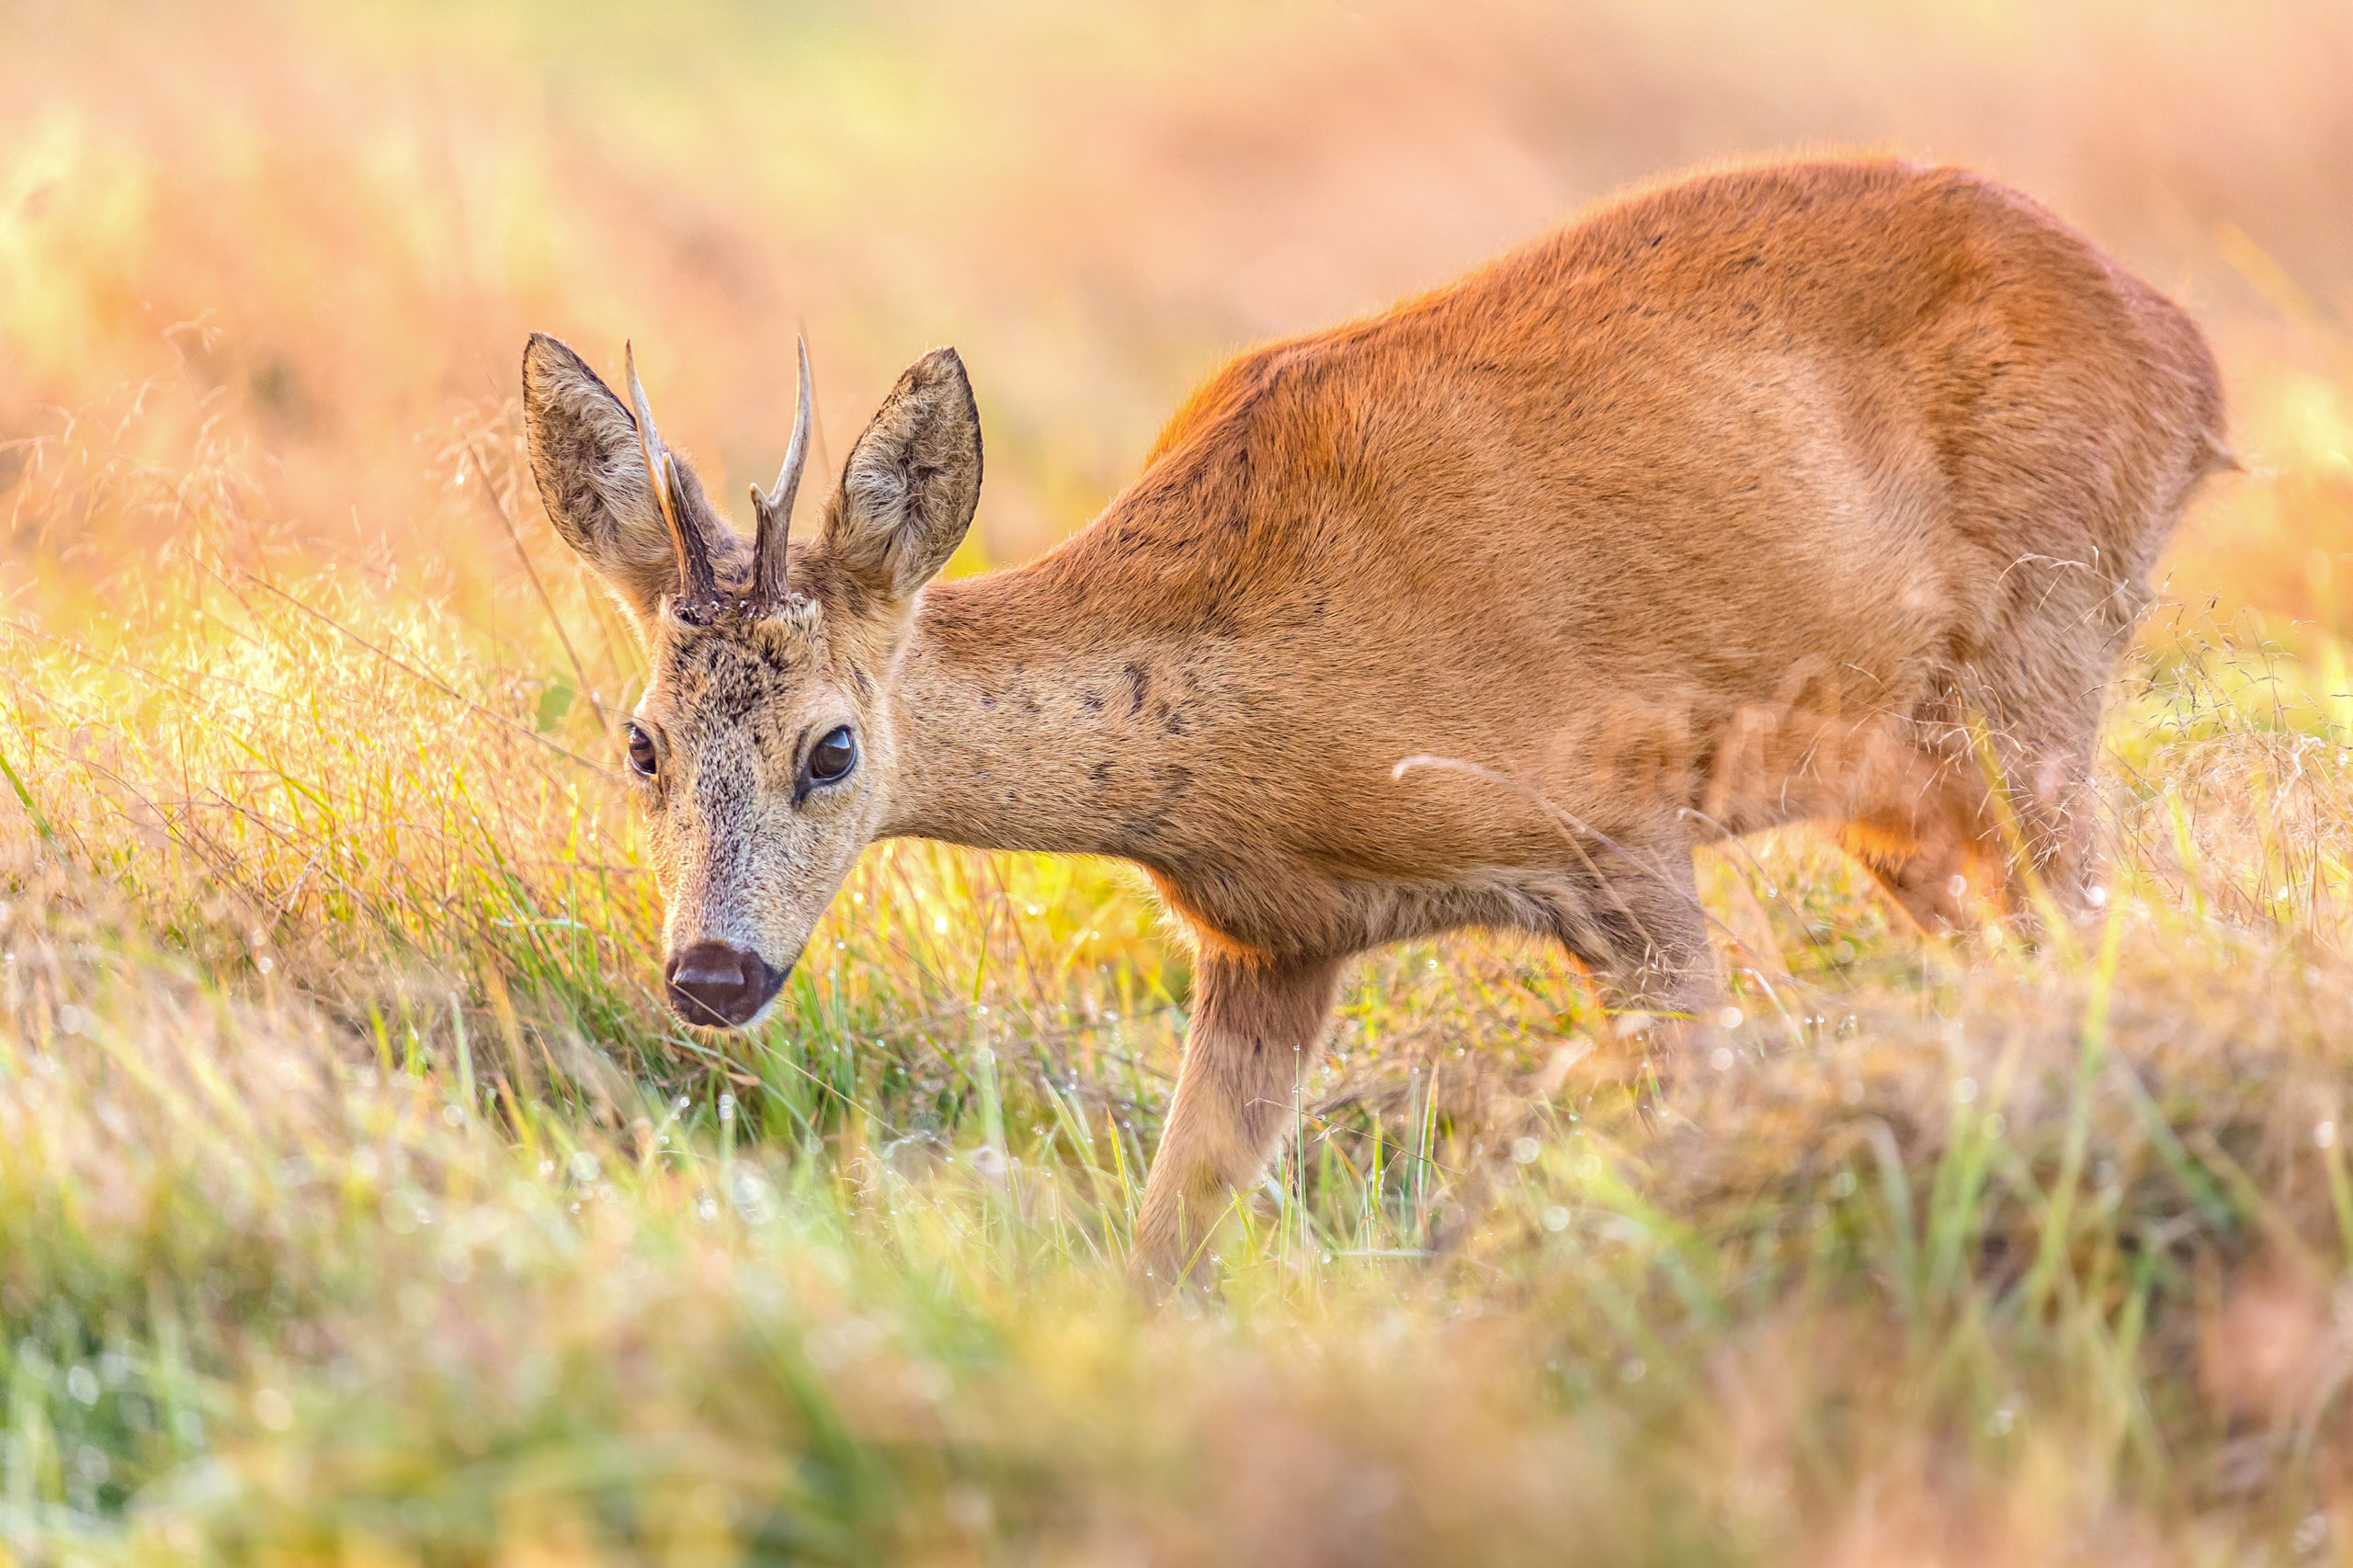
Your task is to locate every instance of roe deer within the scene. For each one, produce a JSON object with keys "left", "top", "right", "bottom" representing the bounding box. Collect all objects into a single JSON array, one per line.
[{"left": 520, "top": 158, "right": 2229, "bottom": 1290}]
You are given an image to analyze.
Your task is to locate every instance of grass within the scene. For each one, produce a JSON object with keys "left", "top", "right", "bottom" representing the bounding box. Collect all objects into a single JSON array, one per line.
[
  {"left": 14, "top": 614, "right": 2353, "bottom": 1567},
  {"left": 6, "top": 1, "right": 2353, "bottom": 1562}
]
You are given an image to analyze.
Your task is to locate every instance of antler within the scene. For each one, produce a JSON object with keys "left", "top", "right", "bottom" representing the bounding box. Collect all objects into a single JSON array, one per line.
[
  {"left": 748, "top": 335, "right": 814, "bottom": 612},
  {"left": 624, "top": 341, "right": 721, "bottom": 612}
]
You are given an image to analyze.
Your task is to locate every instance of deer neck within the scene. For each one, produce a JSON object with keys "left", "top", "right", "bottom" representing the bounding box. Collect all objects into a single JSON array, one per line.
[{"left": 877, "top": 563, "right": 1196, "bottom": 860}]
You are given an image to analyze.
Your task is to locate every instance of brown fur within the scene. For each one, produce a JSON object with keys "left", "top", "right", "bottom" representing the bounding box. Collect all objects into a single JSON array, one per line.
[{"left": 522, "top": 158, "right": 2229, "bottom": 1290}]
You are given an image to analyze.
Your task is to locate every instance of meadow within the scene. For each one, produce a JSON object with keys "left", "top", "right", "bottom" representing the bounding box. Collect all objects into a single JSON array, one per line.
[{"left": 5, "top": 0, "right": 2353, "bottom": 1561}]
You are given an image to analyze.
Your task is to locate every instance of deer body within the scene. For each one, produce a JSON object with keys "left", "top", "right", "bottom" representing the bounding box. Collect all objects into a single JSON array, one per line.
[{"left": 523, "top": 159, "right": 2227, "bottom": 1290}]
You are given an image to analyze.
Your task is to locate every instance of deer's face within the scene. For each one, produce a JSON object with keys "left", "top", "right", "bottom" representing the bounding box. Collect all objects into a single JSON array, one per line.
[
  {"left": 620, "top": 594, "right": 901, "bottom": 1026},
  {"left": 520, "top": 333, "right": 981, "bottom": 1028}
]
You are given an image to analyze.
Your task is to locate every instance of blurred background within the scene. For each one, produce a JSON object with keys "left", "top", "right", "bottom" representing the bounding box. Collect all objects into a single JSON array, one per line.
[{"left": 3, "top": 0, "right": 2347, "bottom": 622}]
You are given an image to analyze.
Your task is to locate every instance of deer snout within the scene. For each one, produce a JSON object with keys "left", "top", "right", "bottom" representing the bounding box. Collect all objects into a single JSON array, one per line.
[{"left": 663, "top": 938, "right": 786, "bottom": 1028}]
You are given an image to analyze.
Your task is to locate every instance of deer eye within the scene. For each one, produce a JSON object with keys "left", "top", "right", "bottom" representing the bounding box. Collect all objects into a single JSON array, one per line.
[
  {"left": 625, "top": 723, "right": 659, "bottom": 779},
  {"left": 806, "top": 725, "right": 858, "bottom": 786}
]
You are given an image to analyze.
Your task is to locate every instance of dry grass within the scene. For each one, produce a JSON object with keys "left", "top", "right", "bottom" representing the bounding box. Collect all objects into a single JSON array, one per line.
[{"left": 5, "top": 1, "right": 2353, "bottom": 1562}]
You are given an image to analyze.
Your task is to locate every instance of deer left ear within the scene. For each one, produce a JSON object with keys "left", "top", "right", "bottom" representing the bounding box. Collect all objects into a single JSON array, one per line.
[
  {"left": 520, "top": 333, "right": 745, "bottom": 631},
  {"left": 823, "top": 347, "right": 982, "bottom": 601}
]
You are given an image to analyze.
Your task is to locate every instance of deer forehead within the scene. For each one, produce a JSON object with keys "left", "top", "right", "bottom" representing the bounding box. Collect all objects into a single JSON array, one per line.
[{"left": 651, "top": 616, "right": 834, "bottom": 724}]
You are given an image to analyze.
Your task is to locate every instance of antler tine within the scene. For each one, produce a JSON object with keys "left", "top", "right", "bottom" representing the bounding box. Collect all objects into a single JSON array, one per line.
[
  {"left": 750, "top": 335, "right": 814, "bottom": 612},
  {"left": 625, "top": 340, "right": 718, "bottom": 611}
]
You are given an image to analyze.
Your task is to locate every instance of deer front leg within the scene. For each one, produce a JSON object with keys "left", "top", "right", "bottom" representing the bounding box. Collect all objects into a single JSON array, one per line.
[{"left": 1130, "top": 951, "right": 1344, "bottom": 1294}]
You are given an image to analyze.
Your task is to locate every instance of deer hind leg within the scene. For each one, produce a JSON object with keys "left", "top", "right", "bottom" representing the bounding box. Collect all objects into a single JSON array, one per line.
[
  {"left": 1555, "top": 840, "right": 1722, "bottom": 1085},
  {"left": 1705, "top": 693, "right": 1994, "bottom": 931},
  {"left": 1836, "top": 754, "right": 2001, "bottom": 932},
  {"left": 1839, "top": 816, "right": 1983, "bottom": 931},
  {"left": 1976, "top": 696, "right": 2108, "bottom": 920},
  {"left": 1945, "top": 639, "right": 2114, "bottom": 921},
  {"left": 1837, "top": 737, "right": 2108, "bottom": 932},
  {"left": 1837, "top": 671, "right": 2108, "bottom": 930},
  {"left": 1130, "top": 951, "right": 1343, "bottom": 1295}
]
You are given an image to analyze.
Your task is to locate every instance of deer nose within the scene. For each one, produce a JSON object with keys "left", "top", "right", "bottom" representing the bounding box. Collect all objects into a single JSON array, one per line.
[{"left": 663, "top": 939, "right": 786, "bottom": 1028}]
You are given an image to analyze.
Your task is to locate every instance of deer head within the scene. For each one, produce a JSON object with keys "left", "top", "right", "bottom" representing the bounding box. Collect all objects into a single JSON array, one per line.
[{"left": 520, "top": 333, "right": 982, "bottom": 1028}]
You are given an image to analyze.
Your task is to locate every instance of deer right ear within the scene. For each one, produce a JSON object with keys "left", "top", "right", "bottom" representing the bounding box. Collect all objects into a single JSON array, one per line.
[
  {"left": 520, "top": 333, "right": 702, "bottom": 630},
  {"left": 824, "top": 347, "right": 983, "bottom": 602}
]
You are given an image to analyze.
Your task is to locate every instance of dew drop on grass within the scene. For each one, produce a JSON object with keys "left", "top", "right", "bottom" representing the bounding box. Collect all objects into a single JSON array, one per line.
[
  {"left": 65, "top": 1365, "right": 98, "bottom": 1404},
  {"left": 730, "top": 1170, "right": 774, "bottom": 1222},
  {"left": 1540, "top": 1205, "right": 1571, "bottom": 1232},
  {"left": 1709, "top": 1047, "right": 1735, "bottom": 1072},
  {"left": 252, "top": 1387, "right": 293, "bottom": 1431},
  {"left": 2318, "top": 1120, "right": 2338, "bottom": 1150},
  {"left": 1511, "top": 1137, "right": 1540, "bottom": 1165}
]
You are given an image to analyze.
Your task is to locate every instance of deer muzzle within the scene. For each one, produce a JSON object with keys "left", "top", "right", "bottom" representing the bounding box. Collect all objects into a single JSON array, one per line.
[{"left": 663, "top": 938, "right": 787, "bottom": 1028}]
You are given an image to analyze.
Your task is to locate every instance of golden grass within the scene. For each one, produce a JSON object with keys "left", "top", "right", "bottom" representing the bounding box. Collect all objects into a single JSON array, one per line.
[{"left": 5, "top": 1, "right": 2353, "bottom": 1562}]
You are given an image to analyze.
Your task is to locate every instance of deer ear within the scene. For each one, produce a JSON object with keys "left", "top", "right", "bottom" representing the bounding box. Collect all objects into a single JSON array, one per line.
[
  {"left": 824, "top": 347, "right": 982, "bottom": 601},
  {"left": 520, "top": 333, "right": 742, "bottom": 629}
]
